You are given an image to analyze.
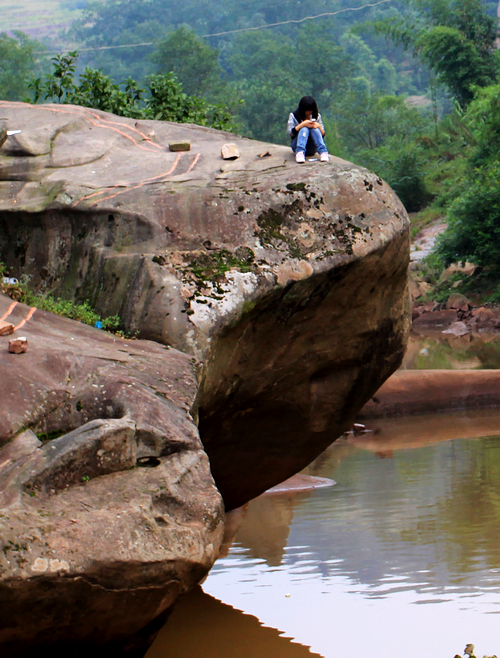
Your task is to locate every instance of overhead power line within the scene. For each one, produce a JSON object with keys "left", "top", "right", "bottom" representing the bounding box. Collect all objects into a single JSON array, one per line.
[
  {"left": 202, "top": 0, "right": 393, "bottom": 37},
  {"left": 34, "top": 0, "right": 392, "bottom": 56}
]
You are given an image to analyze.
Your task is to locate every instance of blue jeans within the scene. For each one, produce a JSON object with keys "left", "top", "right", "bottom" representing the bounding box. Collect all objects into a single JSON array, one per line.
[{"left": 291, "top": 127, "right": 328, "bottom": 156}]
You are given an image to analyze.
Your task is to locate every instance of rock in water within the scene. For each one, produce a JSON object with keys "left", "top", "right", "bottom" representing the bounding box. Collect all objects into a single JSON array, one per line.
[{"left": 0, "top": 102, "right": 410, "bottom": 650}]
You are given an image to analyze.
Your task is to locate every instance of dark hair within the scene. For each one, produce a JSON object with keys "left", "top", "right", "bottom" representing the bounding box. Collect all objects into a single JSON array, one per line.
[{"left": 297, "top": 96, "right": 319, "bottom": 120}]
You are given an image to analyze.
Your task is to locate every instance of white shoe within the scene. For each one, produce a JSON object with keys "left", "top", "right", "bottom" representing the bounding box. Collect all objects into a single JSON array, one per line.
[
  {"left": 320, "top": 152, "right": 330, "bottom": 162},
  {"left": 295, "top": 151, "right": 305, "bottom": 163}
]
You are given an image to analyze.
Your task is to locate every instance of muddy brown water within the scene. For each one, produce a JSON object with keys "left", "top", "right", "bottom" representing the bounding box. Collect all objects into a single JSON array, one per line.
[
  {"left": 146, "top": 411, "right": 500, "bottom": 658},
  {"left": 147, "top": 334, "right": 500, "bottom": 658}
]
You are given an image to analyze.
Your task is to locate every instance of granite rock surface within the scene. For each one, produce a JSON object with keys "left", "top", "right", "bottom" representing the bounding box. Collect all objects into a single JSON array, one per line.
[
  {"left": 0, "top": 101, "right": 412, "bottom": 652},
  {"left": 0, "top": 101, "right": 411, "bottom": 510},
  {"left": 0, "top": 294, "right": 223, "bottom": 656}
]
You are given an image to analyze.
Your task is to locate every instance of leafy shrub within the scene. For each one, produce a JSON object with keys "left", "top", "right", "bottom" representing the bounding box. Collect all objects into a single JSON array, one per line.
[
  {"left": 436, "top": 89, "right": 500, "bottom": 267},
  {"left": 384, "top": 147, "right": 433, "bottom": 212},
  {"left": 29, "top": 51, "right": 236, "bottom": 131}
]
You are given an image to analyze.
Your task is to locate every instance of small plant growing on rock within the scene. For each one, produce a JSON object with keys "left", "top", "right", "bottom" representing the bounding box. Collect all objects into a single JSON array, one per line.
[{"left": 0, "top": 263, "right": 125, "bottom": 335}]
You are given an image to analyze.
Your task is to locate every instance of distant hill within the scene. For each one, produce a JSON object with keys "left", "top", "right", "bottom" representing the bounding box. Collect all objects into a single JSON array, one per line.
[{"left": 0, "top": 0, "right": 84, "bottom": 40}]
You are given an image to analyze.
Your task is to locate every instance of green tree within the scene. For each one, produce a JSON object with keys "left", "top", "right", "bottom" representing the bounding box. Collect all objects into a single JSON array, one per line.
[
  {"left": 146, "top": 72, "right": 233, "bottom": 128},
  {"left": 0, "top": 31, "right": 46, "bottom": 101},
  {"left": 416, "top": 24, "right": 497, "bottom": 106},
  {"left": 31, "top": 51, "right": 78, "bottom": 104},
  {"left": 225, "top": 31, "right": 296, "bottom": 84},
  {"left": 30, "top": 51, "right": 235, "bottom": 131},
  {"left": 232, "top": 78, "right": 297, "bottom": 144},
  {"left": 373, "top": 58, "right": 398, "bottom": 95},
  {"left": 295, "top": 24, "right": 357, "bottom": 105},
  {"left": 73, "top": 70, "right": 146, "bottom": 117},
  {"left": 224, "top": 31, "right": 299, "bottom": 143},
  {"left": 79, "top": 20, "right": 163, "bottom": 83},
  {"left": 437, "top": 84, "right": 500, "bottom": 266},
  {"left": 371, "top": 144, "right": 433, "bottom": 212},
  {"left": 153, "top": 27, "right": 222, "bottom": 98},
  {"left": 334, "top": 88, "right": 428, "bottom": 151},
  {"left": 334, "top": 88, "right": 433, "bottom": 211},
  {"left": 376, "top": 0, "right": 499, "bottom": 106}
]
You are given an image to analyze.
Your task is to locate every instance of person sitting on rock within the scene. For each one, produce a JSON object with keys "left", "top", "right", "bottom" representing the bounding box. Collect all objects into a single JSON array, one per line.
[{"left": 287, "top": 95, "right": 329, "bottom": 163}]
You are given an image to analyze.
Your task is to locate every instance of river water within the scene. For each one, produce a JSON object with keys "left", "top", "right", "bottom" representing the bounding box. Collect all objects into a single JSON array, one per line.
[
  {"left": 404, "top": 331, "right": 500, "bottom": 370},
  {"left": 147, "top": 335, "right": 500, "bottom": 658}
]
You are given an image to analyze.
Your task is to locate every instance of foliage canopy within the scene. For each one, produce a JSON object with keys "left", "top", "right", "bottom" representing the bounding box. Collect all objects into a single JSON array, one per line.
[
  {"left": 30, "top": 51, "right": 235, "bottom": 130},
  {"left": 375, "top": 0, "right": 498, "bottom": 106},
  {"left": 437, "top": 84, "right": 500, "bottom": 267},
  {"left": 0, "top": 31, "right": 47, "bottom": 101}
]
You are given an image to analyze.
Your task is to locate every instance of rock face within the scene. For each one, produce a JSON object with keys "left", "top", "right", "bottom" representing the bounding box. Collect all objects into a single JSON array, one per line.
[
  {"left": 0, "top": 123, "right": 7, "bottom": 149},
  {"left": 0, "top": 101, "right": 410, "bottom": 511},
  {"left": 0, "top": 102, "right": 410, "bottom": 651},
  {"left": 0, "top": 294, "right": 223, "bottom": 655}
]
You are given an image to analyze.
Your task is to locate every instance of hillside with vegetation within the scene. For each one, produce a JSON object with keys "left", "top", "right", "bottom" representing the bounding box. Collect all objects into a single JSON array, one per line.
[
  {"left": 0, "top": 0, "right": 83, "bottom": 39},
  {"left": 2, "top": 0, "right": 500, "bottom": 298}
]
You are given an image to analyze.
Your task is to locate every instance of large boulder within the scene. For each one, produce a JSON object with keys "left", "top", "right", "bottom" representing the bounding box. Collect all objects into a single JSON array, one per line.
[
  {"left": 0, "top": 101, "right": 410, "bottom": 510},
  {"left": 0, "top": 294, "right": 223, "bottom": 656},
  {"left": 0, "top": 102, "right": 411, "bottom": 652}
]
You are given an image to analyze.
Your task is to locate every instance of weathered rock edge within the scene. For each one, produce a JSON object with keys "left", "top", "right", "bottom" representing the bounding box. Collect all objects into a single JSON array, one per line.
[
  {"left": 0, "top": 101, "right": 411, "bottom": 510},
  {"left": 0, "top": 296, "right": 223, "bottom": 656}
]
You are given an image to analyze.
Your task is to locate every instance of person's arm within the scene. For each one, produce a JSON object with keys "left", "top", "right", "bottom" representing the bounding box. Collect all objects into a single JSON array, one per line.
[
  {"left": 287, "top": 112, "right": 299, "bottom": 138},
  {"left": 313, "top": 114, "right": 325, "bottom": 136},
  {"left": 288, "top": 113, "right": 315, "bottom": 137},
  {"left": 288, "top": 113, "right": 311, "bottom": 137}
]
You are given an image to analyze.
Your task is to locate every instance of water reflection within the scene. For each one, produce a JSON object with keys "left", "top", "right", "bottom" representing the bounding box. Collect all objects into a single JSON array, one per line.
[
  {"left": 149, "top": 410, "right": 500, "bottom": 658},
  {"left": 345, "top": 410, "right": 500, "bottom": 453},
  {"left": 234, "top": 495, "right": 296, "bottom": 567},
  {"left": 403, "top": 331, "right": 500, "bottom": 370}
]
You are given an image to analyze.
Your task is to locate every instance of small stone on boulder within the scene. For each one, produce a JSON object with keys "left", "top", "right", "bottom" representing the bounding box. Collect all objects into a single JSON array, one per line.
[
  {"left": 8, "top": 336, "right": 28, "bottom": 353},
  {"left": 221, "top": 143, "right": 240, "bottom": 160},
  {"left": 169, "top": 140, "right": 191, "bottom": 152},
  {"left": 0, "top": 320, "right": 14, "bottom": 336},
  {"left": 353, "top": 423, "right": 367, "bottom": 434}
]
